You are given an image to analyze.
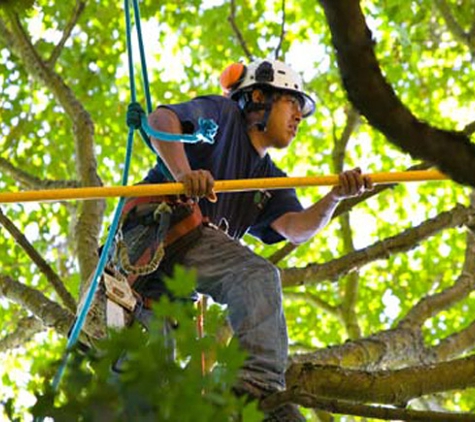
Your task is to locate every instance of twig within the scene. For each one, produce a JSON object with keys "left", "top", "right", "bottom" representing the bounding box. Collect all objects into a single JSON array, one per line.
[
  {"left": 274, "top": 0, "right": 286, "bottom": 60},
  {"left": 284, "top": 291, "right": 340, "bottom": 317},
  {"left": 433, "top": 0, "right": 469, "bottom": 46},
  {"left": 0, "top": 207, "right": 77, "bottom": 312},
  {"left": 0, "top": 156, "right": 80, "bottom": 190},
  {"left": 47, "top": 0, "right": 86, "bottom": 68},
  {"left": 227, "top": 0, "right": 253, "bottom": 61}
]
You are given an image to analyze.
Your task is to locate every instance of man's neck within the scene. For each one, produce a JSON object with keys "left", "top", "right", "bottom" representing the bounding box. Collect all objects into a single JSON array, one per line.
[{"left": 248, "top": 128, "right": 269, "bottom": 158}]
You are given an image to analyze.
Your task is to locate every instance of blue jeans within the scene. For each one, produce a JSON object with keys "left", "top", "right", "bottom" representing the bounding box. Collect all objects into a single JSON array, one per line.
[{"left": 178, "top": 226, "right": 288, "bottom": 392}]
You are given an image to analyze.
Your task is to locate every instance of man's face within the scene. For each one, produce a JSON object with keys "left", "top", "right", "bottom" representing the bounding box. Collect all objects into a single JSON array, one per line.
[{"left": 265, "top": 93, "right": 303, "bottom": 149}]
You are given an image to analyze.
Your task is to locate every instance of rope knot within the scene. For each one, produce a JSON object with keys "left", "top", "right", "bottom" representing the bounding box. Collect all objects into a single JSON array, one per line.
[
  {"left": 197, "top": 117, "right": 218, "bottom": 144},
  {"left": 126, "top": 102, "right": 145, "bottom": 129}
]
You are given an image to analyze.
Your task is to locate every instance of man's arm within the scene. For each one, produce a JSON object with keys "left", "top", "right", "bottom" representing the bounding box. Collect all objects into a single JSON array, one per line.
[
  {"left": 271, "top": 168, "right": 372, "bottom": 245},
  {"left": 148, "top": 107, "right": 215, "bottom": 198}
]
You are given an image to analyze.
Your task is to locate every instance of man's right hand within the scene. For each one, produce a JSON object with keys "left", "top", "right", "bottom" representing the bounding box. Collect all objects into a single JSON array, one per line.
[{"left": 178, "top": 170, "right": 217, "bottom": 202}]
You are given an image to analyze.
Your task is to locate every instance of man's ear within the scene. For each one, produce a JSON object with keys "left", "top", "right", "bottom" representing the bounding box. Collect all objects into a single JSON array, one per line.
[{"left": 251, "top": 89, "right": 266, "bottom": 104}]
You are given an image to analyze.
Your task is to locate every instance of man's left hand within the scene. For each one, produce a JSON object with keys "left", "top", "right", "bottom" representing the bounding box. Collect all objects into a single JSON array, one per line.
[{"left": 330, "top": 167, "right": 373, "bottom": 200}]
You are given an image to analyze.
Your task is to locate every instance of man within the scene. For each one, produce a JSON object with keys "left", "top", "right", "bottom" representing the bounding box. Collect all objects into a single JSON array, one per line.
[{"left": 139, "top": 59, "right": 371, "bottom": 421}]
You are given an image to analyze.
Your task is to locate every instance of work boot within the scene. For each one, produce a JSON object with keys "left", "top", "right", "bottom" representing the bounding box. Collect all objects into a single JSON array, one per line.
[
  {"left": 232, "top": 379, "right": 306, "bottom": 421},
  {"left": 262, "top": 403, "right": 306, "bottom": 422}
]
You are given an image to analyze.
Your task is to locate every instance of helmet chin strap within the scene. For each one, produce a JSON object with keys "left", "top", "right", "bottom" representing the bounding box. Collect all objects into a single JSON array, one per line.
[{"left": 245, "top": 97, "right": 273, "bottom": 132}]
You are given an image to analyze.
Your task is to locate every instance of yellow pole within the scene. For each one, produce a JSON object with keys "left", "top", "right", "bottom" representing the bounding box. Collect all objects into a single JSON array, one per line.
[{"left": 0, "top": 170, "right": 448, "bottom": 204}]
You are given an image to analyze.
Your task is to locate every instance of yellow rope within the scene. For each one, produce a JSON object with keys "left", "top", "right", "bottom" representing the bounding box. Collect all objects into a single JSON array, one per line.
[{"left": 0, "top": 170, "right": 448, "bottom": 204}]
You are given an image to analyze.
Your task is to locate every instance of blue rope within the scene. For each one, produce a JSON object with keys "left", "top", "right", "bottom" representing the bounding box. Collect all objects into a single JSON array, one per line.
[
  {"left": 141, "top": 114, "right": 217, "bottom": 144},
  {"left": 47, "top": 0, "right": 218, "bottom": 404},
  {"left": 132, "top": 0, "right": 152, "bottom": 114},
  {"left": 127, "top": 101, "right": 217, "bottom": 144},
  {"left": 46, "top": 0, "right": 141, "bottom": 399}
]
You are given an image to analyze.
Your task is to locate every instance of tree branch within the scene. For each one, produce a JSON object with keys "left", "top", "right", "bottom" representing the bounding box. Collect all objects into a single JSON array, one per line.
[
  {"left": 274, "top": 0, "right": 286, "bottom": 60},
  {"left": 319, "top": 0, "right": 475, "bottom": 187},
  {"left": 227, "top": 0, "right": 253, "bottom": 61},
  {"left": 400, "top": 272, "right": 475, "bottom": 330},
  {"left": 291, "top": 325, "right": 425, "bottom": 371},
  {"left": 0, "top": 316, "right": 44, "bottom": 352},
  {"left": 431, "top": 319, "right": 475, "bottom": 361},
  {"left": 3, "top": 10, "right": 105, "bottom": 282},
  {"left": 262, "top": 389, "right": 475, "bottom": 422},
  {"left": 0, "top": 207, "right": 77, "bottom": 312},
  {"left": 332, "top": 105, "right": 362, "bottom": 339},
  {"left": 290, "top": 255, "right": 475, "bottom": 371},
  {"left": 400, "top": 212, "right": 475, "bottom": 329},
  {"left": 0, "top": 274, "right": 73, "bottom": 336},
  {"left": 46, "top": 0, "right": 86, "bottom": 68},
  {"left": 284, "top": 291, "right": 340, "bottom": 317},
  {"left": 268, "top": 163, "right": 431, "bottom": 265},
  {"left": 464, "top": 120, "right": 475, "bottom": 136},
  {"left": 433, "top": 0, "right": 470, "bottom": 46},
  {"left": 281, "top": 203, "right": 474, "bottom": 287},
  {"left": 285, "top": 354, "right": 475, "bottom": 406},
  {"left": 0, "top": 156, "right": 80, "bottom": 190}
]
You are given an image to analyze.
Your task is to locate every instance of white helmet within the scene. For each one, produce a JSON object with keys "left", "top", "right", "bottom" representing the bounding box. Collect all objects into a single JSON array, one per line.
[{"left": 220, "top": 59, "right": 315, "bottom": 117}]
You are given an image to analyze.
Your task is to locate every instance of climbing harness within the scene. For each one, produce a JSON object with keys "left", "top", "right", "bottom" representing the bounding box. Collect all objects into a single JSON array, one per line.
[{"left": 48, "top": 0, "right": 217, "bottom": 396}]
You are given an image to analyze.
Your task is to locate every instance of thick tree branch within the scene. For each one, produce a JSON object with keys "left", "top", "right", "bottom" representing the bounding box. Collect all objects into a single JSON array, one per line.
[
  {"left": 464, "top": 120, "right": 475, "bottom": 136},
  {"left": 286, "top": 354, "right": 475, "bottom": 406},
  {"left": 281, "top": 203, "right": 474, "bottom": 287},
  {"left": 46, "top": 0, "right": 86, "bottom": 68},
  {"left": 319, "top": 0, "right": 475, "bottom": 187},
  {"left": 262, "top": 390, "right": 475, "bottom": 422},
  {"left": 2, "top": 11, "right": 105, "bottom": 282},
  {"left": 0, "top": 274, "right": 73, "bottom": 336},
  {"left": 228, "top": 0, "right": 253, "bottom": 61},
  {"left": 290, "top": 252, "right": 475, "bottom": 371},
  {"left": 0, "top": 207, "right": 77, "bottom": 312},
  {"left": 291, "top": 325, "right": 425, "bottom": 371},
  {"left": 0, "top": 316, "right": 44, "bottom": 352}
]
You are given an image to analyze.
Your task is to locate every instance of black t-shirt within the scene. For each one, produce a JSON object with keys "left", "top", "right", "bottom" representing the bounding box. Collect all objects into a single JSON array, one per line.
[{"left": 145, "top": 95, "right": 303, "bottom": 244}]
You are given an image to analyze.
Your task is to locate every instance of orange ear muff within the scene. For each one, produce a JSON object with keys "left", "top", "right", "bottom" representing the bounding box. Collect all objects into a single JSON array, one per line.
[{"left": 220, "top": 62, "right": 246, "bottom": 96}]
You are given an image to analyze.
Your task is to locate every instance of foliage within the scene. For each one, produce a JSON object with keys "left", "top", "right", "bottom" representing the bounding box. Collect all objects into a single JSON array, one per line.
[
  {"left": 29, "top": 269, "right": 261, "bottom": 422},
  {"left": 0, "top": 0, "right": 475, "bottom": 421}
]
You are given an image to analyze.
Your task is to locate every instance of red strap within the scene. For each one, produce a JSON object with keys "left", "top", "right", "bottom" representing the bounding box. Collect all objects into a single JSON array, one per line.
[
  {"left": 122, "top": 195, "right": 168, "bottom": 217},
  {"left": 164, "top": 204, "right": 203, "bottom": 244}
]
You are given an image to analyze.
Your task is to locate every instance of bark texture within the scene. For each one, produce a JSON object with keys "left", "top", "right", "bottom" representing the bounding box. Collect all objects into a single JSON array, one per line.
[{"left": 319, "top": 0, "right": 475, "bottom": 187}]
